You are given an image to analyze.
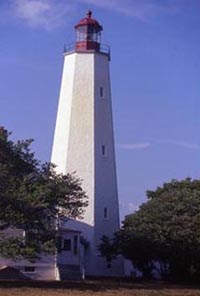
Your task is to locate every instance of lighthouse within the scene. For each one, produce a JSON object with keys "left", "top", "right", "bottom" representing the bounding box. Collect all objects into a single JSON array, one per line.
[{"left": 51, "top": 11, "right": 124, "bottom": 278}]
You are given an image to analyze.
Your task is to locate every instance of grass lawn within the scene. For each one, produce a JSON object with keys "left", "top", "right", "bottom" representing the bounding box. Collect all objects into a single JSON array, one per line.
[{"left": 0, "top": 280, "right": 200, "bottom": 296}]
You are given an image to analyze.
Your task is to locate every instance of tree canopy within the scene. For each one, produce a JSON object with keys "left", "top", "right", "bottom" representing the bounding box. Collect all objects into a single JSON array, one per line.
[
  {"left": 0, "top": 127, "right": 88, "bottom": 260},
  {"left": 99, "top": 178, "right": 200, "bottom": 281}
]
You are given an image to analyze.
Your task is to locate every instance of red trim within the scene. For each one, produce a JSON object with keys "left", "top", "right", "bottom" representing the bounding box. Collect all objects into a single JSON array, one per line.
[
  {"left": 75, "top": 17, "right": 102, "bottom": 30},
  {"left": 75, "top": 11, "right": 102, "bottom": 30},
  {"left": 75, "top": 41, "right": 100, "bottom": 52}
]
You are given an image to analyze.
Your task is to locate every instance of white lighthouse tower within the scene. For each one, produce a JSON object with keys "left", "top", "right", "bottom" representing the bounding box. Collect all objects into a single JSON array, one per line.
[{"left": 51, "top": 11, "right": 124, "bottom": 278}]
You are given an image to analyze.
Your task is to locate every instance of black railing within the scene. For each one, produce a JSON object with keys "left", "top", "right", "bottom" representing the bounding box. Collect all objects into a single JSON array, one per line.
[
  {"left": 63, "top": 43, "right": 76, "bottom": 53},
  {"left": 63, "top": 42, "right": 110, "bottom": 58},
  {"left": 100, "top": 43, "right": 110, "bottom": 56}
]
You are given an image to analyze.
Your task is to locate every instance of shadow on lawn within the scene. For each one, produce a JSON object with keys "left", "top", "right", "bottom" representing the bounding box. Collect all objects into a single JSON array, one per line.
[{"left": 0, "top": 279, "right": 200, "bottom": 292}]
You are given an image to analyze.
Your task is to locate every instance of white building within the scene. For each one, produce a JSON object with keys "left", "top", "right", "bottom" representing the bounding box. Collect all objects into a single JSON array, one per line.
[{"left": 51, "top": 11, "right": 124, "bottom": 279}]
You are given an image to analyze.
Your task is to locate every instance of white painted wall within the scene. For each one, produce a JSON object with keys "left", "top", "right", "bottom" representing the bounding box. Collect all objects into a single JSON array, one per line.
[
  {"left": 93, "top": 54, "right": 124, "bottom": 276},
  {"left": 57, "top": 231, "right": 81, "bottom": 266},
  {"left": 65, "top": 53, "right": 95, "bottom": 228},
  {"left": 0, "top": 255, "right": 56, "bottom": 280},
  {"left": 0, "top": 228, "right": 57, "bottom": 280},
  {"left": 51, "top": 51, "right": 124, "bottom": 276},
  {"left": 51, "top": 54, "right": 76, "bottom": 174}
]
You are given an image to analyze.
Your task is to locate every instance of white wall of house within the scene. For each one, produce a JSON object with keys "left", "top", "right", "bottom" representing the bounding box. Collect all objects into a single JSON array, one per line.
[
  {"left": 57, "top": 230, "right": 81, "bottom": 266},
  {"left": 0, "top": 255, "right": 56, "bottom": 280}
]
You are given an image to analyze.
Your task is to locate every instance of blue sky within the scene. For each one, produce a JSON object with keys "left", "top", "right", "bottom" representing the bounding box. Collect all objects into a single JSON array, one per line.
[{"left": 1, "top": 0, "right": 200, "bottom": 220}]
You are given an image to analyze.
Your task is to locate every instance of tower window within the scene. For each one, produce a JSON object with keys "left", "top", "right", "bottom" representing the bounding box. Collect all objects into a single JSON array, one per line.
[
  {"left": 104, "top": 207, "right": 109, "bottom": 219},
  {"left": 63, "top": 239, "right": 71, "bottom": 251},
  {"left": 56, "top": 236, "right": 62, "bottom": 253},
  {"left": 100, "top": 86, "right": 104, "bottom": 98},
  {"left": 107, "top": 262, "right": 111, "bottom": 269},
  {"left": 24, "top": 266, "right": 35, "bottom": 273},
  {"left": 101, "top": 145, "right": 106, "bottom": 156},
  {"left": 73, "top": 235, "right": 78, "bottom": 255}
]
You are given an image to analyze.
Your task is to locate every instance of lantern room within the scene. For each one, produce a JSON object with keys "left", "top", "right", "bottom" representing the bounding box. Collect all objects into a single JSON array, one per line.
[{"left": 75, "top": 11, "right": 103, "bottom": 52}]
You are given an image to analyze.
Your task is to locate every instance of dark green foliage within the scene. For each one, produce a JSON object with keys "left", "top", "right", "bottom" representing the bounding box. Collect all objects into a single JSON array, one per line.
[
  {"left": 99, "top": 178, "right": 200, "bottom": 281},
  {"left": 0, "top": 128, "right": 88, "bottom": 260},
  {"left": 98, "top": 235, "right": 117, "bottom": 264}
]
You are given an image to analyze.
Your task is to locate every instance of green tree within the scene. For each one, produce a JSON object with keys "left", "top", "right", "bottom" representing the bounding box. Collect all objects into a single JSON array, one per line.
[
  {"left": 100, "top": 178, "right": 200, "bottom": 280},
  {"left": 98, "top": 235, "right": 118, "bottom": 268},
  {"left": 0, "top": 127, "right": 88, "bottom": 260}
]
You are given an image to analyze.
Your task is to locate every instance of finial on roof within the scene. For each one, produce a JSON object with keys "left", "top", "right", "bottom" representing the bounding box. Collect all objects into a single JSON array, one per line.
[{"left": 86, "top": 10, "right": 92, "bottom": 18}]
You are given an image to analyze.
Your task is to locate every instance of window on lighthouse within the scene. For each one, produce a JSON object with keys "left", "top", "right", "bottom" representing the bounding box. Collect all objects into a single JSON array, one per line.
[
  {"left": 100, "top": 86, "right": 104, "bottom": 98},
  {"left": 101, "top": 145, "right": 106, "bottom": 156},
  {"left": 76, "top": 27, "right": 87, "bottom": 41},
  {"left": 104, "top": 207, "right": 109, "bottom": 219}
]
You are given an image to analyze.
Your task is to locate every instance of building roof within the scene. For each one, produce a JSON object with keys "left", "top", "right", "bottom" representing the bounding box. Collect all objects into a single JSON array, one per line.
[
  {"left": 0, "top": 266, "right": 30, "bottom": 280},
  {"left": 75, "top": 10, "right": 103, "bottom": 30},
  {"left": 58, "top": 227, "right": 81, "bottom": 234}
]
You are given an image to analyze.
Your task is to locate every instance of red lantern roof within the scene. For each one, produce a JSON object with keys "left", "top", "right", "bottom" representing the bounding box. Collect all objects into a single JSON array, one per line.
[{"left": 75, "top": 10, "right": 103, "bottom": 30}]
